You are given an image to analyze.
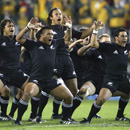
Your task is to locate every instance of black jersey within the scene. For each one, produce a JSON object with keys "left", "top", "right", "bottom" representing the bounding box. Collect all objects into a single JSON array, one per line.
[
  {"left": 21, "top": 49, "right": 32, "bottom": 75},
  {"left": 70, "top": 44, "right": 91, "bottom": 76},
  {"left": 50, "top": 25, "right": 82, "bottom": 55},
  {"left": 86, "top": 48, "right": 106, "bottom": 77},
  {"left": 23, "top": 38, "right": 65, "bottom": 81},
  {"left": 98, "top": 42, "right": 130, "bottom": 77},
  {"left": 0, "top": 35, "right": 21, "bottom": 72}
]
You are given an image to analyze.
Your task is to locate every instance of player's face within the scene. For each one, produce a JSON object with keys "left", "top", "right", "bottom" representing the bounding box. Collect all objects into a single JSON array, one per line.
[
  {"left": 50, "top": 9, "right": 63, "bottom": 25},
  {"left": 41, "top": 29, "right": 54, "bottom": 45},
  {"left": 99, "top": 37, "right": 111, "bottom": 43},
  {"left": 4, "top": 22, "right": 15, "bottom": 37},
  {"left": 116, "top": 31, "right": 128, "bottom": 46}
]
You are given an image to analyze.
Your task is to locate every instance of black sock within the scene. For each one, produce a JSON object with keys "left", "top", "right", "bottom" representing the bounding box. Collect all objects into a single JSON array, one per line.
[
  {"left": 30, "top": 97, "right": 40, "bottom": 118},
  {"left": 52, "top": 98, "right": 62, "bottom": 115},
  {"left": 116, "top": 98, "right": 129, "bottom": 117},
  {"left": 87, "top": 101, "right": 101, "bottom": 121},
  {"left": 9, "top": 97, "right": 19, "bottom": 117},
  {"left": 62, "top": 102, "right": 73, "bottom": 120},
  {"left": 16, "top": 99, "right": 28, "bottom": 121},
  {"left": 70, "top": 94, "right": 83, "bottom": 118},
  {"left": 0, "top": 96, "right": 9, "bottom": 116},
  {"left": 37, "top": 91, "right": 49, "bottom": 117}
]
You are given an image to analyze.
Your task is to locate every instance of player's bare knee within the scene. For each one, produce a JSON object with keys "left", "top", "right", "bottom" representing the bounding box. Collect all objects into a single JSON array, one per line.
[
  {"left": 96, "top": 98, "right": 106, "bottom": 105},
  {"left": 64, "top": 93, "right": 73, "bottom": 104},
  {"left": 22, "top": 91, "right": 32, "bottom": 101}
]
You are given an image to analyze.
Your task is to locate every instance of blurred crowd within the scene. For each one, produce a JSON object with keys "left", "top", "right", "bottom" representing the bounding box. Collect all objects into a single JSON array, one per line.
[{"left": 0, "top": 0, "right": 130, "bottom": 32}]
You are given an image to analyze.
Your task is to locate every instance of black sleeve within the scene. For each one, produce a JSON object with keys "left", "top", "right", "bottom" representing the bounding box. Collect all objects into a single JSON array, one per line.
[
  {"left": 72, "top": 28, "right": 82, "bottom": 39},
  {"left": 23, "top": 39, "right": 36, "bottom": 50}
]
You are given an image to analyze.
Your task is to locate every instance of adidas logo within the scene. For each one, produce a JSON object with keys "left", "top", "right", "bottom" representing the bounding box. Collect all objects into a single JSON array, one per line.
[
  {"left": 39, "top": 46, "right": 44, "bottom": 49},
  {"left": 50, "top": 45, "right": 55, "bottom": 50},
  {"left": 107, "top": 82, "right": 113, "bottom": 86},
  {"left": 124, "top": 50, "right": 128, "bottom": 55},
  {"left": 1, "top": 42, "right": 6, "bottom": 46},
  {"left": 97, "top": 55, "right": 103, "bottom": 59},
  {"left": 113, "top": 50, "right": 118, "bottom": 54},
  {"left": 15, "top": 42, "right": 20, "bottom": 46},
  {"left": 53, "top": 31, "right": 57, "bottom": 35}
]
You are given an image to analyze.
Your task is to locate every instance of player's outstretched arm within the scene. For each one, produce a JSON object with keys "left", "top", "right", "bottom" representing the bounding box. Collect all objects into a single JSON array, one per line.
[
  {"left": 78, "top": 44, "right": 91, "bottom": 56},
  {"left": 90, "top": 21, "right": 104, "bottom": 49},
  {"left": 80, "top": 20, "right": 104, "bottom": 39},
  {"left": 69, "top": 39, "right": 83, "bottom": 51},
  {"left": 16, "top": 17, "right": 38, "bottom": 44},
  {"left": 63, "top": 15, "right": 72, "bottom": 44}
]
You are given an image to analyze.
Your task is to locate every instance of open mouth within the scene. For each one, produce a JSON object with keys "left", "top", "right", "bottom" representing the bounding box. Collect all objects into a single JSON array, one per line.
[
  {"left": 49, "top": 39, "right": 52, "bottom": 41},
  {"left": 10, "top": 30, "right": 14, "bottom": 33},
  {"left": 57, "top": 18, "right": 61, "bottom": 22}
]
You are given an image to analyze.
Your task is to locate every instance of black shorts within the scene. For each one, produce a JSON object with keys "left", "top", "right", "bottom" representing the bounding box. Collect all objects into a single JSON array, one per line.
[
  {"left": 54, "top": 55, "right": 77, "bottom": 80},
  {"left": 29, "top": 77, "right": 61, "bottom": 94},
  {"left": 77, "top": 74, "right": 103, "bottom": 94},
  {"left": 0, "top": 69, "right": 29, "bottom": 88},
  {"left": 102, "top": 75, "right": 130, "bottom": 94}
]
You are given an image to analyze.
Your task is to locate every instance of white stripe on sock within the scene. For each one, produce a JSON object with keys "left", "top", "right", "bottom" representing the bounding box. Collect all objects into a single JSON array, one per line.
[
  {"left": 41, "top": 91, "right": 50, "bottom": 97},
  {"left": 13, "top": 98, "right": 19, "bottom": 104},
  {"left": 53, "top": 98, "right": 62, "bottom": 104},
  {"left": 32, "top": 96, "right": 40, "bottom": 101},
  {"left": 0, "top": 98, "right": 9, "bottom": 104},
  {"left": 62, "top": 102, "right": 73, "bottom": 108},
  {"left": 19, "top": 99, "right": 28, "bottom": 105},
  {"left": 94, "top": 101, "right": 102, "bottom": 109}
]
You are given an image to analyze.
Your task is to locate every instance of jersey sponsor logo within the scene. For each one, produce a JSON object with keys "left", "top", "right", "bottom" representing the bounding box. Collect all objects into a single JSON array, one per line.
[
  {"left": 1, "top": 42, "right": 7, "bottom": 46},
  {"left": 97, "top": 55, "right": 103, "bottom": 59},
  {"left": 124, "top": 50, "right": 128, "bottom": 55},
  {"left": 113, "top": 50, "right": 118, "bottom": 54},
  {"left": 15, "top": 42, "right": 20, "bottom": 46},
  {"left": 32, "top": 79, "right": 38, "bottom": 84},
  {"left": 39, "top": 46, "right": 44, "bottom": 49},
  {"left": 53, "top": 31, "right": 57, "bottom": 35},
  {"left": 50, "top": 45, "right": 55, "bottom": 50},
  {"left": 107, "top": 82, "right": 113, "bottom": 86}
]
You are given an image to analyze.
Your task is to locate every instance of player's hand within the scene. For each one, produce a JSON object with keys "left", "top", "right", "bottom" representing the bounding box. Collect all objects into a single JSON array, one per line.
[
  {"left": 82, "top": 37, "right": 89, "bottom": 45},
  {"left": 93, "top": 20, "right": 105, "bottom": 30},
  {"left": 63, "top": 15, "right": 72, "bottom": 29},
  {"left": 34, "top": 22, "right": 44, "bottom": 32},
  {"left": 26, "top": 17, "right": 38, "bottom": 30}
]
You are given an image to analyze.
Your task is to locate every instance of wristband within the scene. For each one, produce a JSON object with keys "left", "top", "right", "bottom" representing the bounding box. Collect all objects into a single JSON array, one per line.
[
  {"left": 65, "top": 23, "right": 72, "bottom": 29},
  {"left": 26, "top": 26, "right": 30, "bottom": 30},
  {"left": 93, "top": 29, "right": 98, "bottom": 34}
]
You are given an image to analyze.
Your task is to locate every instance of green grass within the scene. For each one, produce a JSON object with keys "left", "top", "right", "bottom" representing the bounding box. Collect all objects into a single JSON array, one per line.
[{"left": 0, "top": 98, "right": 130, "bottom": 130}]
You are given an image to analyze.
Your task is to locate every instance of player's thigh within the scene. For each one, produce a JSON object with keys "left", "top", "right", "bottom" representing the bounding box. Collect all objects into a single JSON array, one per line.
[
  {"left": 64, "top": 78, "right": 78, "bottom": 96},
  {"left": 50, "top": 85, "right": 73, "bottom": 103}
]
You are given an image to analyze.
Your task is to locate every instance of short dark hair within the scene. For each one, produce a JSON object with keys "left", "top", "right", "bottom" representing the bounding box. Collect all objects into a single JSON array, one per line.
[
  {"left": 46, "top": 7, "right": 60, "bottom": 26},
  {"left": 114, "top": 28, "right": 127, "bottom": 37},
  {"left": 36, "top": 26, "right": 52, "bottom": 40},
  {"left": 0, "top": 18, "right": 15, "bottom": 35}
]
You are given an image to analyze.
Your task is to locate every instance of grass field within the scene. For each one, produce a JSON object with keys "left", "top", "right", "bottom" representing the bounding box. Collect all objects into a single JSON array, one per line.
[{"left": 0, "top": 97, "right": 130, "bottom": 130}]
